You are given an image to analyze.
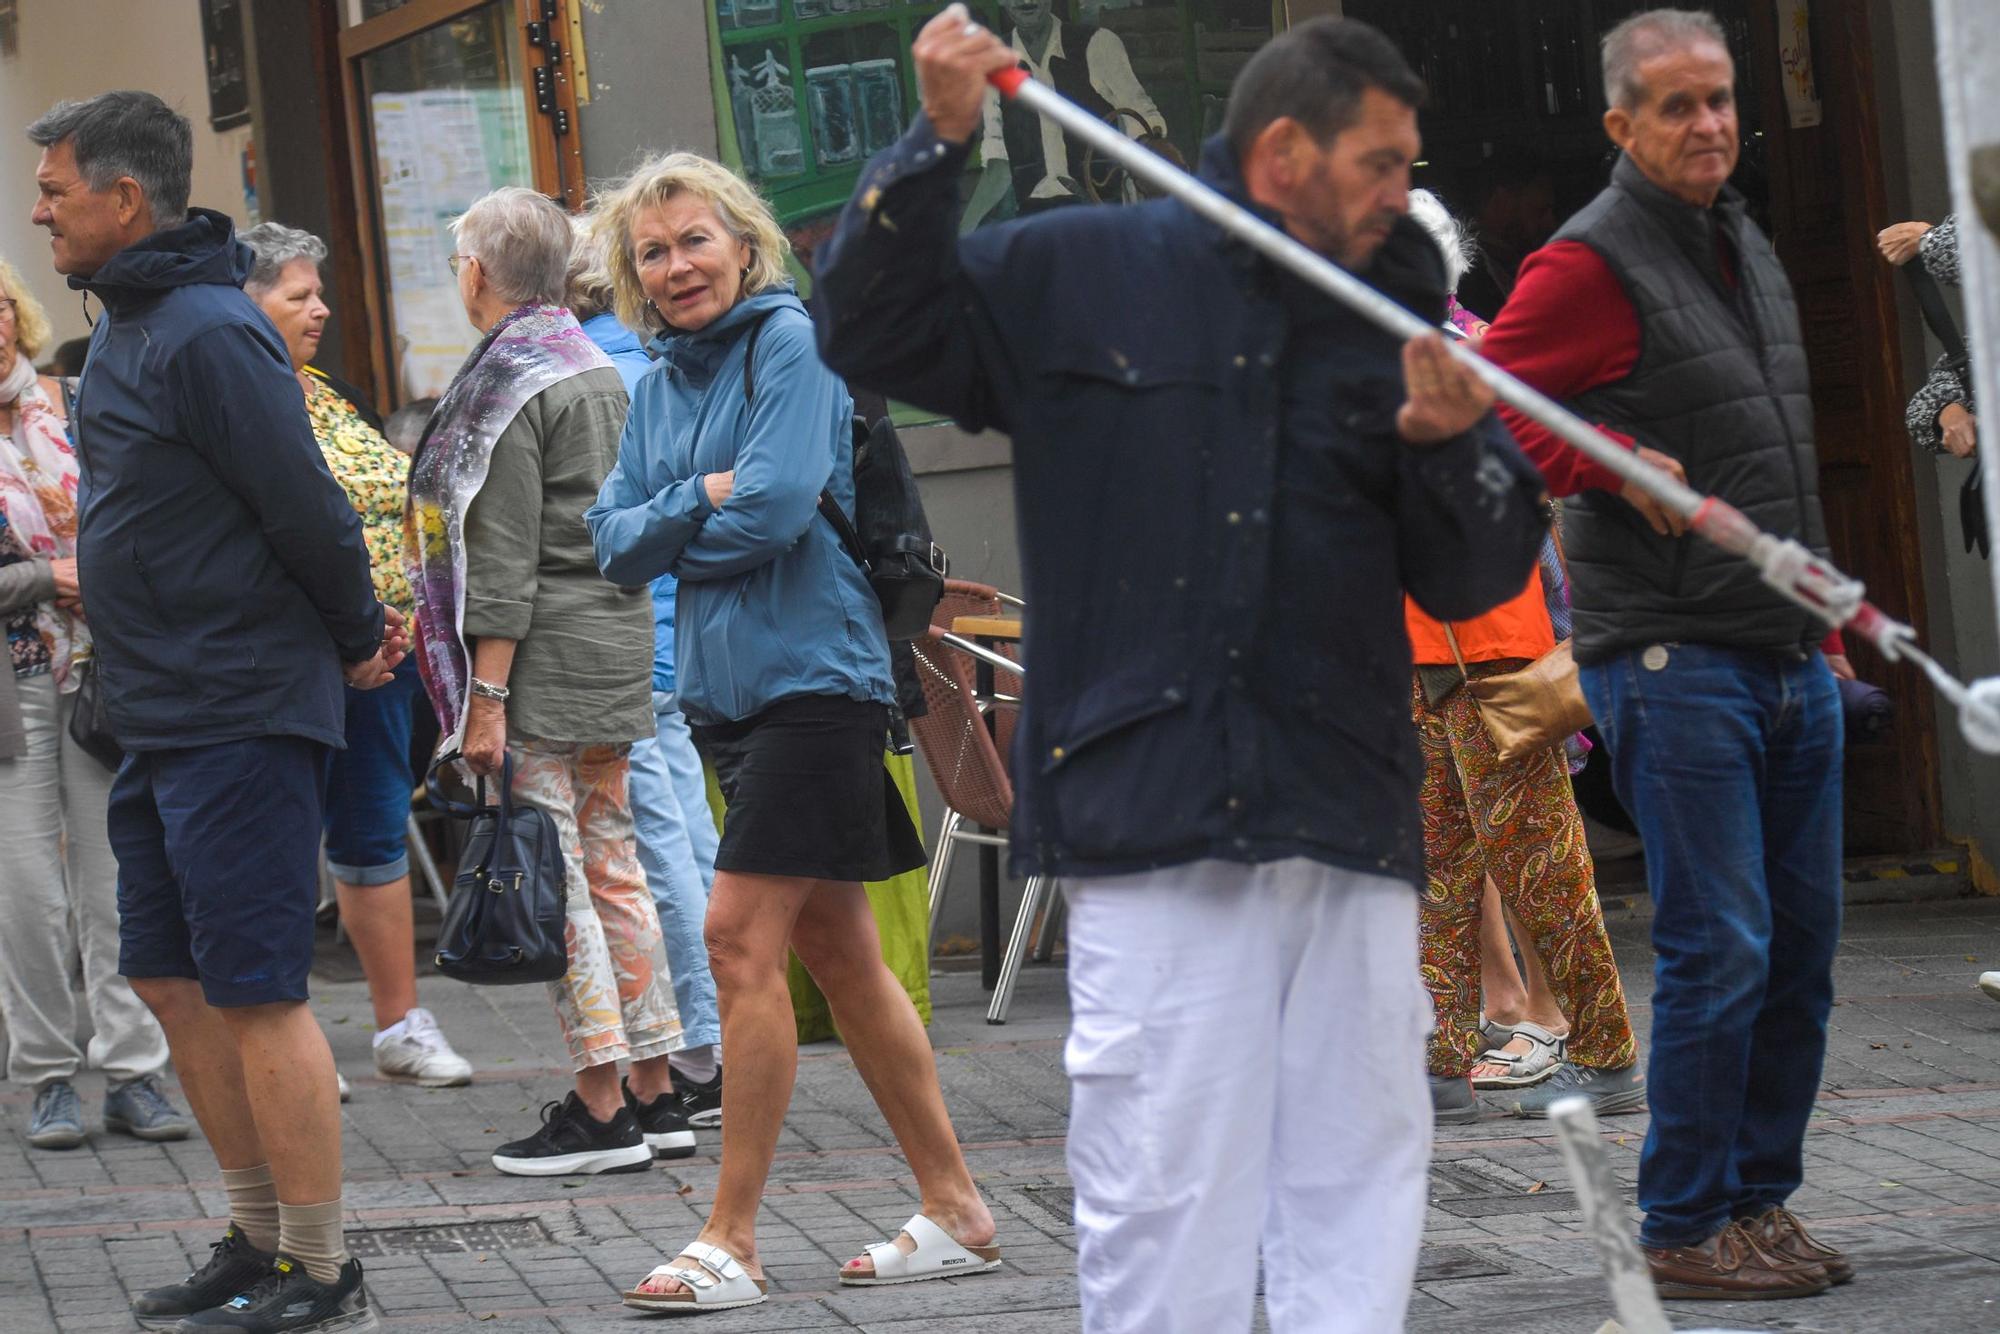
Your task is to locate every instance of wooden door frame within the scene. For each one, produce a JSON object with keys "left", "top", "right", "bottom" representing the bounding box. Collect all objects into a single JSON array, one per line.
[
  {"left": 1748, "top": 0, "right": 1942, "bottom": 848},
  {"left": 331, "top": 0, "right": 584, "bottom": 410}
]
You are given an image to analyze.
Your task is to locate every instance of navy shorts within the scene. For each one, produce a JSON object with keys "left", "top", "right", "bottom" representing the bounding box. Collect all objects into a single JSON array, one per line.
[{"left": 110, "top": 735, "right": 329, "bottom": 1007}]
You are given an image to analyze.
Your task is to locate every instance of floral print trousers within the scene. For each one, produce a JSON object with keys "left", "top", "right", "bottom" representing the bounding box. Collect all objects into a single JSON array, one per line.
[
  {"left": 1411, "top": 675, "right": 1637, "bottom": 1078},
  {"left": 509, "top": 734, "right": 683, "bottom": 1072}
]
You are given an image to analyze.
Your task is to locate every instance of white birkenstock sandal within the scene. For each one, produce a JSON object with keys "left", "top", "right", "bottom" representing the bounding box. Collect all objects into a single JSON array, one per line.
[
  {"left": 621, "top": 1241, "right": 769, "bottom": 1314},
  {"left": 839, "top": 1213, "right": 1003, "bottom": 1287}
]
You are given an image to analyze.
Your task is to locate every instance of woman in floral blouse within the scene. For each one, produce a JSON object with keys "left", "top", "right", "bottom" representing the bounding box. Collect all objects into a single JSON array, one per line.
[{"left": 242, "top": 224, "right": 472, "bottom": 1091}]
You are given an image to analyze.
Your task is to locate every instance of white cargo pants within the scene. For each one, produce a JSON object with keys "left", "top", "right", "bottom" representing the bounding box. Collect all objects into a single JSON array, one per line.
[{"left": 1063, "top": 857, "right": 1433, "bottom": 1334}]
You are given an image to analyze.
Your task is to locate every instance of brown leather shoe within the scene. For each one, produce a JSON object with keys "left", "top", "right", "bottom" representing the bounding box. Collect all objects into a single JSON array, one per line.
[
  {"left": 1643, "top": 1221, "right": 1832, "bottom": 1300},
  {"left": 1739, "top": 1206, "right": 1855, "bottom": 1285}
]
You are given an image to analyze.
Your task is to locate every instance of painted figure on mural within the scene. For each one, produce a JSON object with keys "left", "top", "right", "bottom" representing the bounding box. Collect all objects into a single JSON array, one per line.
[{"left": 961, "top": 0, "right": 1167, "bottom": 228}]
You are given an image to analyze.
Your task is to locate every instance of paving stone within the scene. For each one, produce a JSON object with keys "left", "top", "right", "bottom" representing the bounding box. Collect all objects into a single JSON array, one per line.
[{"left": 7, "top": 898, "right": 2000, "bottom": 1330}]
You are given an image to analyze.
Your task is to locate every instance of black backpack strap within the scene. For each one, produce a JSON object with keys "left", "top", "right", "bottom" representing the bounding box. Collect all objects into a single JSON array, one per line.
[
  {"left": 735, "top": 307, "right": 868, "bottom": 571},
  {"left": 818, "top": 488, "right": 871, "bottom": 572},
  {"left": 739, "top": 308, "right": 779, "bottom": 404}
]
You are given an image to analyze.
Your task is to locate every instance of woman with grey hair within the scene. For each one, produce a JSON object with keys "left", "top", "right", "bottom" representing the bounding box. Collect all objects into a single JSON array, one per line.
[
  {"left": 407, "top": 187, "right": 687, "bottom": 1176},
  {"left": 239, "top": 221, "right": 474, "bottom": 1095}
]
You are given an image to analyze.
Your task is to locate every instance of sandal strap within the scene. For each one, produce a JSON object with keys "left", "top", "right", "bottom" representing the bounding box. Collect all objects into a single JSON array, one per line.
[{"left": 679, "top": 1242, "right": 745, "bottom": 1284}]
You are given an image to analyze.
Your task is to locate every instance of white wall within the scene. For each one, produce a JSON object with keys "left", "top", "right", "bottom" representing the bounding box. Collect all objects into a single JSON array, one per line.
[{"left": 0, "top": 0, "right": 255, "bottom": 350}]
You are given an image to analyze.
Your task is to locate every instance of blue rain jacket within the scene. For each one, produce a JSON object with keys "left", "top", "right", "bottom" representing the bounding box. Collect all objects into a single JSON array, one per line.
[{"left": 585, "top": 289, "right": 892, "bottom": 725}]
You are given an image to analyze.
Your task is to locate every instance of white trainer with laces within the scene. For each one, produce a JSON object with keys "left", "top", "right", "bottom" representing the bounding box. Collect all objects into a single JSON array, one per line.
[{"left": 374, "top": 1007, "right": 473, "bottom": 1087}]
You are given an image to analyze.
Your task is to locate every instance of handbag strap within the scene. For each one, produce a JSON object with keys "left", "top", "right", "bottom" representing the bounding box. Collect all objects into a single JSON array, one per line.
[
  {"left": 1440, "top": 621, "right": 1472, "bottom": 681},
  {"left": 422, "top": 750, "right": 515, "bottom": 824}
]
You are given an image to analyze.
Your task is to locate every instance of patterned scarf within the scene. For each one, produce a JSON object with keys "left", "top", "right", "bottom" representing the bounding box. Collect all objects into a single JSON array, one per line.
[
  {"left": 404, "top": 304, "right": 610, "bottom": 755},
  {"left": 0, "top": 355, "right": 90, "bottom": 690}
]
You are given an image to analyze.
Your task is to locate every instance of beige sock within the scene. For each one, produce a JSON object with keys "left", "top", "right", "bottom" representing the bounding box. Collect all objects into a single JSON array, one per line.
[
  {"left": 277, "top": 1198, "right": 349, "bottom": 1284},
  {"left": 220, "top": 1163, "right": 280, "bottom": 1253}
]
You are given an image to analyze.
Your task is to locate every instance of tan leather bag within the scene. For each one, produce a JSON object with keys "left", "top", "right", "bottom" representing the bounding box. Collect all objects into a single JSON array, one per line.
[{"left": 1442, "top": 627, "right": 1594, "bottom": 763}]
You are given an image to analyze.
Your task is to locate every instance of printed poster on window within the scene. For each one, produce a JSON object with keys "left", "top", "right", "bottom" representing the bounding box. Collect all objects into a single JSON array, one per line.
[{"left": 1775, "top": 0, "right": 1821, "bottom": 129}]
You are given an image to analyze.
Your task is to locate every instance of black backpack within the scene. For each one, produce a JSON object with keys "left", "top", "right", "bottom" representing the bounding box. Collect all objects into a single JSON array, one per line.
[{"left": 741, "top": 311, "right": 948, "bottom": 640}]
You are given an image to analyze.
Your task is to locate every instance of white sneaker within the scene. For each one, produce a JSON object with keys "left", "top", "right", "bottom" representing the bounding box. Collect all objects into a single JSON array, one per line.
[
  {"left": 337, "top": 1071, "right": 352, "bottom": 1103},
  {"left": 374, "top": 1007, "right": 474, "bottom": 1087},
  {"left": 1980, "top": 971, "right": 2000, "bottom": 1002}
]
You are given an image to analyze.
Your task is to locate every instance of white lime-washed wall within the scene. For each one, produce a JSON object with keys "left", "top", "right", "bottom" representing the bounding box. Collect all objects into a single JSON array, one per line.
[{"left": 0, "top": 0, "right": 257, "bottom": 351}]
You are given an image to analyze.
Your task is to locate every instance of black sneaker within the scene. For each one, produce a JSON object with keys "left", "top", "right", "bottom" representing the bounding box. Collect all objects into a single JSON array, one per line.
[
  {"left": 177, "top": 1255, "right": 377, "bottom": 1331},
  {"left": 131, "top": 1226, "right": 275, "bottom": 1330},
  {"left": 622, "top": 1077, "right": 697, "bottom": 1159},
  {"left": 671, "top": 1064, "right": 723, "bottom": 1129},
  {"left": 490, "top": 1091, "right": 653, "bottom": 1177}
]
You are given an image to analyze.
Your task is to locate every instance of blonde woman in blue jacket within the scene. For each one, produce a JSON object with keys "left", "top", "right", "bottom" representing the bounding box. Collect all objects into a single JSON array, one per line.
[{"left": 585, "top": 153, "right": 997, "bottom": 1315}]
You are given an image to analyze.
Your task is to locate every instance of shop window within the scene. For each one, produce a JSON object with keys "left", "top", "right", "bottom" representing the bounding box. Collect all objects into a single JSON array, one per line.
[
  {"left": 711, "top": 0, "right": 1280, "bottom": 243},
  {"left": 339, "top": 0, "right": 581, "bottom": 405}
]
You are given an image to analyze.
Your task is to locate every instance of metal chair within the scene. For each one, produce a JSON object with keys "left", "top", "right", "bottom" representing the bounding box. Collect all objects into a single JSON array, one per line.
[{"left": 907, "top": 582, "right": 1058, "bottom": 1024}]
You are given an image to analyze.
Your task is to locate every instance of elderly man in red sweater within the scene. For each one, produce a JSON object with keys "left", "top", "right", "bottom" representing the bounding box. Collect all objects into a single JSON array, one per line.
[{"left": 1477, "top": 6, "right": 1855, "bottom": 1305}]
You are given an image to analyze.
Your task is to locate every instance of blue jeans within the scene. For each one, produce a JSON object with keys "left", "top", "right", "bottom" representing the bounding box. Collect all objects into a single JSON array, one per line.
[
  {"left": 1581, "top": 643, "right": 1843, "bottom": 1248},
  {"left": 629, "top": 690, "right": 721, "bottom": 1049}
]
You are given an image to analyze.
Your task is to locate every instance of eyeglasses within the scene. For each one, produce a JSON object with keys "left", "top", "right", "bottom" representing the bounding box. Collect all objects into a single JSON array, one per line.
[
  {"left": 446, "top": 254, "right": 475, "bottom": 277},
  {"left": 0, "top": 299, "right": 15, "bottom": 322}
]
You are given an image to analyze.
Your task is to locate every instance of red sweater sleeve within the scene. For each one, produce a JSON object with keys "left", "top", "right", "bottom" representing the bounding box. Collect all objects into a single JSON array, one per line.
[{"left": 1477, "top": 241, "right": 1641, "bottom": 497}]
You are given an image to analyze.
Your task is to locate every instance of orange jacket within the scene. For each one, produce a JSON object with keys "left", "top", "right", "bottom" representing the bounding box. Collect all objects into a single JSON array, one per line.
[{"left": 1406, "top": 567, "right": 1556, "bottom": 667}]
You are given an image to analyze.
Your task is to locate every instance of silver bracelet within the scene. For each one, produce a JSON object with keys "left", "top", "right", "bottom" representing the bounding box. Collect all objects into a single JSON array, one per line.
[{"left": 468, "top": 676, "right": 511, "bottom": 702}]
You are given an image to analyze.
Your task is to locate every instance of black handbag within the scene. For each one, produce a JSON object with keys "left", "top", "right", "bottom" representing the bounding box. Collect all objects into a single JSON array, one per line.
[
  {"left": 67, "top": 658, "right": 123, "bottom": 771},
  {"left": 426, "top": 753, "right": 569, "bottom": 985}
]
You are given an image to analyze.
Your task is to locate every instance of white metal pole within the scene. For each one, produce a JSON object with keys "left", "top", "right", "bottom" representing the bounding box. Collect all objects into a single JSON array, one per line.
[
  {"left": 984, "top": 66, "right": 2000, "bottom": 755},
  {"left": 1546, "top": 1096, "right": 1674, "bottom": 1334}
]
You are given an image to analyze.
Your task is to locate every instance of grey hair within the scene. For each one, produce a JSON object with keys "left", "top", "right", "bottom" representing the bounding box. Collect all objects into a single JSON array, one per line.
[
  {"left": 1601, "top": 8, "right": 1730, "bottom": 111},
  {"left": 452, "top": 186, "right": 571, "bottom": 308},
  {"left": 26, "top": 91, "right": 194, "bottom": 226},
  {"left": 1405, "top": 189, "right": 1471, "bottom": 294},
  {"left": 239, "top": 222, "right": 328, "bottom": 295},
  {"left": 566, "top": 213, "right": 616, "bottom": 323}
]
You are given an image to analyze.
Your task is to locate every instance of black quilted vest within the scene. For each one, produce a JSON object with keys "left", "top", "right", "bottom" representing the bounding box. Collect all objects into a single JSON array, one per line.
[{"left": 1555, "top": 154, "right": 1829, "bottom": 664}]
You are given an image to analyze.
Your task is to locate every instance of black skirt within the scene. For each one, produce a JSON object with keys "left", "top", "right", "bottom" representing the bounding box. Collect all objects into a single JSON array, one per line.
[{"left": 691, "top": 694, "right": 926, "bottom": 883}]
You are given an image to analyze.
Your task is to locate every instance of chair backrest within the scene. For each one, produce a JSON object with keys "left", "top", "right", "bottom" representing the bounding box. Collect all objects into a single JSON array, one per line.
[{"left": 907, "top": 579, "right": 1021, "bottom": 831}]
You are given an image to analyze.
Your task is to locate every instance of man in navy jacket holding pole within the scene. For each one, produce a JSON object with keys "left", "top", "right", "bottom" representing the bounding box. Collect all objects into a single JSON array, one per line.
[{"left": 816, "top": 14, "right": 1546, "bottom": 1332}]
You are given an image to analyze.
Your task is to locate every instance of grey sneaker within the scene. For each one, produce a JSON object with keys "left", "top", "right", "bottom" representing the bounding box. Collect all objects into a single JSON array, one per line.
[
  {"left": 1509, "top": 1061, "right": 1646, "bottom": 1119},
  {"left": 1430, "top": 1074, "right": 1480, "bottom": 1125},
  {"left": 28, "top": 1079, "right": 86, "bottom": 1149},
  {"left": 105, "top": 1074, "right": 193, "bottom": 1142}
]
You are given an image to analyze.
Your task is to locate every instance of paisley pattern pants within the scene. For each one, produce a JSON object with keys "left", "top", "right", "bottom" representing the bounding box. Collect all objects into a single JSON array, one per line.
[{"left": 1411, "top": 674, "right": 1636, "bottom": 1078}]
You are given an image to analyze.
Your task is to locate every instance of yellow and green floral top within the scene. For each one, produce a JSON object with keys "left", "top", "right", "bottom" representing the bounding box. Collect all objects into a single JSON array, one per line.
[{"left": 302, "top": 369, "right": 412, "bottom": 615}]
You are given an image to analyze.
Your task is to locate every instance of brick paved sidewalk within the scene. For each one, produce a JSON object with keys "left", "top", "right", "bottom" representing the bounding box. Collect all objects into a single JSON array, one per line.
[{"left": 4, "top": 895, "right": 1999, "bottom": 1332}]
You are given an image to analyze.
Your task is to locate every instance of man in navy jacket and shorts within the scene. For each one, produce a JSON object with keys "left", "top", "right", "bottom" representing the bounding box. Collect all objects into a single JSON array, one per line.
[{"left": 31, "top": 90, "right": 404, "bottom": 1333}]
